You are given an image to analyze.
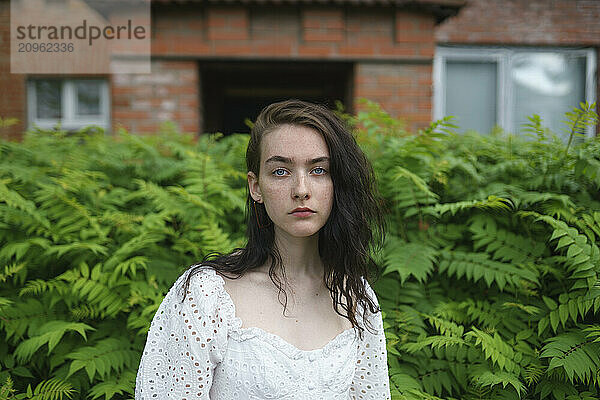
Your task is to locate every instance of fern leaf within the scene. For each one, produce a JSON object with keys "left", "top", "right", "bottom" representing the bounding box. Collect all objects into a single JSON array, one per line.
[
  {"left": 27, "top": 377, "right": 76, "bottom": 400},
  {"left": 540, "top": 330, "right": 600, "bottom": 385},
  {"left": 466, "top": 328, "right": 520, "bottom": 373},
  {"left": 470, "top": 365, "right": 526, "bottom": 398},
  {"left": 383, "top": 238, "right": 437, "bottom": 284},
  {"left": 422, "top": 195, "right": 513, "bottom": 218},
  {"left": 66, "top": 337, "right": 138, "bottom": 381},
  {"left": 438, "top": 250, "right": 539, "bottom": 291},
  {"left": 14, "top": 321, "right": 95, "bottom": 362},
  {"left": 0, "top": 262, "right": 27, "bottom": 285},
  {"left": 87, "top": 370, "right": 135, "bottom": 400},
  {"left": 0, "top": 298, "right": 49, "bottom": 341}
]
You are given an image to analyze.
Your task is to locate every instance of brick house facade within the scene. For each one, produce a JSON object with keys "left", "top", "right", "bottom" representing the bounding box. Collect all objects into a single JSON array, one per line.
[
  {"left": 1, "top": 0, "right": 598, "bottom": 139},
  {"left": 1, "top": 0, "right": 461, "bottom": 139}
]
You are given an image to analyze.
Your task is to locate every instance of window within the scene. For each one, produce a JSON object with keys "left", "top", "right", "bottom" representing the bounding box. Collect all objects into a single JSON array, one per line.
[
  {"left": 27, "top": 78, "right": 110, "bottom": 131},
  {"left": 433, "top": 46, "right": 596, "bottom": 139}
]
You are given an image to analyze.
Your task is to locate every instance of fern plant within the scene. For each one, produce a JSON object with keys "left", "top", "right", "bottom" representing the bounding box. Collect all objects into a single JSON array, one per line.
[
  {"left": 1, "top": 101, "right": 599, "bottom": 399},
  {"left": 0, "top": 127, "right": 248, "bottom": 398},
  {"left": 358, "top": 101, "right": 600, "bottom": 399}
]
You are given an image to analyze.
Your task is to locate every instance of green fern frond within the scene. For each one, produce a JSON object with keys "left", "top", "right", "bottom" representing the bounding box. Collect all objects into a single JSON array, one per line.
[
  {"left": 57, "top": 264, "right": 129, "bottom": 317},
  {"left": 19, "top": 278, "right": 68, "bottom": 297},
  {"left": 0, "top": 375, "right": 16, "bottom": 400},
  {"left": 0, "top": 298, "right": 49, "bottom": 341},
  {"left": 583, "top": 325, "right": 600, "bottom": 343},
  {"left": 523, "top": 362, "right": 545, "bottom": 386},
  {"left": 44, "top": 242, "right": 108, "bottom": 259},
  {"left": 522, "top": 113, "right": 551, "bottom": 141},
  {"left": 390, "top": 166, "right": 439, "bottom": 200},
  {"left": 66, "top": 337, "right": 138, "bottom": 381},
  {"left": 0, "top": 239, "right": 50, "bottom": 264},
  {"left": 403, "top": 335, "right": 468, "bottom": 353},
  {"left": 540, "top": 330, "right": 600, "bottom": 385},
  {"left": 24, "top": 377, "right": 76, "bottom": 400},
  {"left": 466, "top": 328, "right": 521, "bottom": 373},
  {"left": 423, "top": 314, "right": 465, "bottom": 337},
  {"left": 418, "top": 362, "right": 459, "bottom": 397},
  {"left": 541, "top": 289, "right": 600, "bottom": 333},
  {"left": 0, "top": 262, "right": 27, "bottom": 285},
  {"left": 383, "top": 238, "right": 437, "bottom": 284},
  {"left": 422, "top": 195, "right": 513, "bottom": 218},
  {"left": 563, "top": 101, "right": 598, "bottom": 154},
  {"left": 438, "top": 249, "right": 539, "bottom": 291},
  {"left": 87, "top": 370, "right": 135, "bottom": 400},
  {"left": 469, "top": 365, "right": 526, "bottom": 398},
  {"left": 469, "top": 215, "right": 545, "bottom": 264},
  {"left": 0, "top": 180, "right": 51, "bottom": 233},
  {"left": 458, "top": 299, "right": 502, "bottom": 329},
  {"left": 14, "top": 320, "right": 95, "bottom": 362},
  {"left": 192, "top": 218, "right": 236, "bottom": 255},
  {"left": 394, "top": 388, "right": 447, "bottom": 400}
]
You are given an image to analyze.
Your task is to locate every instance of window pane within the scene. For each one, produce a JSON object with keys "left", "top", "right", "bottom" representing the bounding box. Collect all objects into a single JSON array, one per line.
[
  {"left": 446, "top": 61, "right": 497, "bottom": 134},
  {"left": 512, "top": 53, "right": 586, "bottom": 139},
  {"left": 35, "top": 80, "right": 61, "bottom": 119},
  {"left": 75, "top": 81, "right": 101, "bottom": 116}
]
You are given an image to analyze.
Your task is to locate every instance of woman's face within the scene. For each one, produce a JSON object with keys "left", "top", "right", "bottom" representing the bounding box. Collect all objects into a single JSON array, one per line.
[{"left": 248, "top": 124, "right": 334, "bottom": 239}]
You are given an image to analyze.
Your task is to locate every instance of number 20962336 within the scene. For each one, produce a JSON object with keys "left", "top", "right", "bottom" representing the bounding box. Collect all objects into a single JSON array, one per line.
[{"left": 18, "top": 42, "right": 74, "bottom": 52}]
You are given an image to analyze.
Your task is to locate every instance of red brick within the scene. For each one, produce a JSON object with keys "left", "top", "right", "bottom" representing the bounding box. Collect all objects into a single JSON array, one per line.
[
  {"left": 303, "top": 30, "right": 344, "bottom": 42},
  {"left": 252, "top": 43, "right": 294, "bottom": 56},
  {"left": 437, "top": 0, "right": 600, "bottom": 46},
  {"left": 212, "top": 44, "right": 253, "bottom": 56},
  {"left": 297, "top": 45, "right": 335, "bottom": 57},
  {"left": 338, "top": 46, "right": 375, "bottom": 56},
  {"left": 377, "top": 46, "right": 418, "bottom": 57}
]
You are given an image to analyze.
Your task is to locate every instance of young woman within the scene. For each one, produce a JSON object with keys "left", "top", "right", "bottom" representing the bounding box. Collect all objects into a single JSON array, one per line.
[{"left": 135, "top": 99, "right": 390, "bottom": 399}]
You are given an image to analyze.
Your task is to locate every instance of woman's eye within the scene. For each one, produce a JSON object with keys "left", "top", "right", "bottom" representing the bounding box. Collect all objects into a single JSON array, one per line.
[{"left": 272, "top": 167, "right": 327, "bottom": 176}]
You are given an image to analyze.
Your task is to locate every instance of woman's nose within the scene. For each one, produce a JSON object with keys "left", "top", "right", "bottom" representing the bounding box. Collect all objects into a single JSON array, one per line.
[{"left": 292, "top": 174, "right": 310, "bottom": 199}]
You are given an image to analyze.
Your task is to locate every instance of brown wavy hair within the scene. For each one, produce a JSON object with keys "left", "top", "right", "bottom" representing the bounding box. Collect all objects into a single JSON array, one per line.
[{"left": 179, "top": 99, "right": 387, "bottom": 340}]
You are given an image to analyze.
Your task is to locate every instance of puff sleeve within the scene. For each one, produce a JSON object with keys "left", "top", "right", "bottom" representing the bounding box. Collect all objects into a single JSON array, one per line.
[
  {"left": 350, "top": 278, "right": 391, "bottom": 400},
  {"left": 135, "top": 269, "right": 228, "bottom": 399}
]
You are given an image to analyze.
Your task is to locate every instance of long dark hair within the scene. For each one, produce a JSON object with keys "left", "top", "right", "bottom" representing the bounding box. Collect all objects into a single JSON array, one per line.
[{"left": 179, "top": 99, "right": 387, "bottom": 340}]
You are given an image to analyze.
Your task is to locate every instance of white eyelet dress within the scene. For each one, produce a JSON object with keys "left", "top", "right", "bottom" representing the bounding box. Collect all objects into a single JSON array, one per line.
[{"left": 135, "top": 266, "right": 391, "bottom": 399}]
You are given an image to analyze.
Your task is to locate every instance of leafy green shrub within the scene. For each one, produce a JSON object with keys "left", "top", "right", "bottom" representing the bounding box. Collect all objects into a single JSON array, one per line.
[
  {"left": 0, "top": 102, "right": 598, "bottom": 399},
  {"left": 0, "top": 127, "right": 249, "bottom": 399},
  {"left": 352, "top": 100, "right": 600, "bottom": 399}
]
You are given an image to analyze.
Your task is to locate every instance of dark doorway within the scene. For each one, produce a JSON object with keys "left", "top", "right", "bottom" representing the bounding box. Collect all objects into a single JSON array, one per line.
[{"left": 200, "top": 61, "right": 353, "bottom": 135}]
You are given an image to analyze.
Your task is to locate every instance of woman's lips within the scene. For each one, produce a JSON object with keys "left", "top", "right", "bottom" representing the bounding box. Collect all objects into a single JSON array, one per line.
[{"left": 291, "top": 211, "right": 314, "bottom": 217}]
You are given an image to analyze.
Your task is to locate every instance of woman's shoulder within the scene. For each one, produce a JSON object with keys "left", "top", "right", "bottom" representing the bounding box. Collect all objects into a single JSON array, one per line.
[
  {"left": 171, "top": 264, "right": 225, "bottom": 300},
  {"left": 159, "top": 264, "right": 238, "bottom": 327}
]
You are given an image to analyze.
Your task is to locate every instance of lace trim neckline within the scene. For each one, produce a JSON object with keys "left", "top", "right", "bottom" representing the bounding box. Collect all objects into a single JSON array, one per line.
[{"left": 199, "top": 266, "right": 357, "bottom": 359}]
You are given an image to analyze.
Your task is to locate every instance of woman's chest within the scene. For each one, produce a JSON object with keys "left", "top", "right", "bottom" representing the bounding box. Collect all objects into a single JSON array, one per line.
[
  {"left": 212, "top": 332, "right": 357, "bottom": 399},
  {"left": 223, "top": 274, "right": 354, "bottom": 352}
]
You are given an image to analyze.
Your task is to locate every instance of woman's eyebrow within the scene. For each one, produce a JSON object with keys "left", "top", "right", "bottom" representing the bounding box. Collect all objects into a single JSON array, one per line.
[{"left": 265, "top": 156, "right": 330, "bottom": 165}]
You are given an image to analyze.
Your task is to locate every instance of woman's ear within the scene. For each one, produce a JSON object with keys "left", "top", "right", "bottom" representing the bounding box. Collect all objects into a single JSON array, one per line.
[{"left": 247, "top": 171, "right": 262, "bottom": 203}]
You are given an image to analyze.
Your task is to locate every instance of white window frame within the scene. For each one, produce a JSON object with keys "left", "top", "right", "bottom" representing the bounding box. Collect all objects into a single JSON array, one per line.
[
  {"left": 27, "top": 78, "right": 110, "bottom": 132},
  {"left": 433, "top": 46, "right": 597, "bottom": 138}
]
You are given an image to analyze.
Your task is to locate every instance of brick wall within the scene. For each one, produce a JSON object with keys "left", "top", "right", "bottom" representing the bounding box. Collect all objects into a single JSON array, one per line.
[
  {"left": 355, "top": 63, "right": 433, "bottom": 132},
  {"left": 1, "top": 2, "right": 444, "bottom": 138},
  {"left": 112, "top": 60, "right": 199, "bottom": 134},
  {"left": 436, "top": 0, "right": 600, "bottom": 46},
  {"left": 147, "top": 4, "right": 437, "bottom": 133},
  {"left": 0, "top": 1, "right": 26, "bottom": 141},
  {"left": 151, "top": 5, "right": 435, "bottom": 61}
]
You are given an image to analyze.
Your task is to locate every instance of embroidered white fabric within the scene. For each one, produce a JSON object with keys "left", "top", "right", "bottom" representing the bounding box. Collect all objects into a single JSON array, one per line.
[{"left": 135, "top": 266, "right": 391, "bottom": 399}]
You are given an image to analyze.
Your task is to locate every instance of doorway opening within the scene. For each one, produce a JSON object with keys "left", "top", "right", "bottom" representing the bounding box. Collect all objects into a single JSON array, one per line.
[{"left": 200, "top": 61, "right": 353, "bottom": 135}]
